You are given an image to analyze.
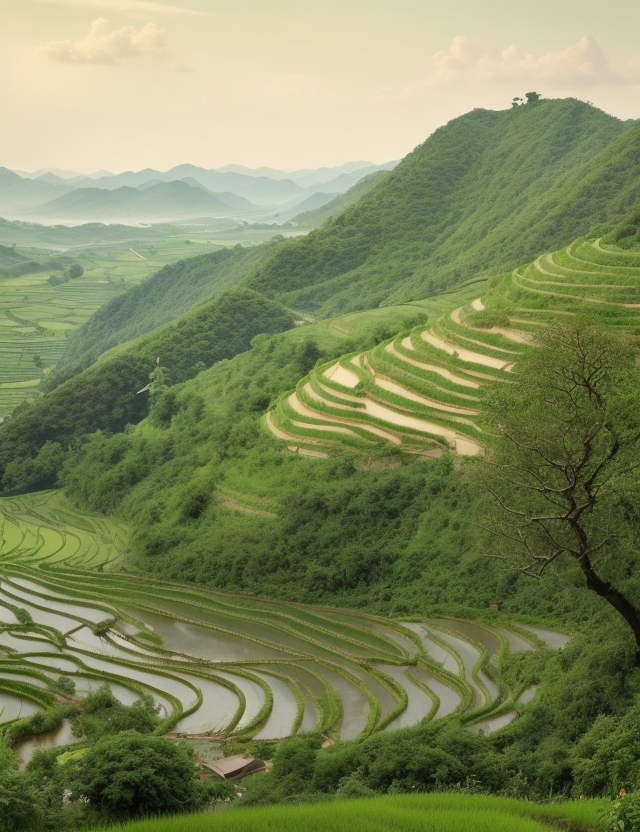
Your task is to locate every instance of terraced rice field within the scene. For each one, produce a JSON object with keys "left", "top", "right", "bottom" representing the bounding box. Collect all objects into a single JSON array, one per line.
[
  {"left": 265, "top": 238, "right": 640, "bottom": 457},
  {"left": 0, "top": 491, "right": 565, "bottom": 745}
]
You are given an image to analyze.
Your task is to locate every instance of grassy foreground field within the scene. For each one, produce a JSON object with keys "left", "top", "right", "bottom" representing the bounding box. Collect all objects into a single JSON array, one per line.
[{"left": 101, "top": 794, "right": 607, "bottom": 832}]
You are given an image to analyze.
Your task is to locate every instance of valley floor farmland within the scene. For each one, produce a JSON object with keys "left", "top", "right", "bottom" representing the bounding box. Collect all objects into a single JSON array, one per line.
[
  {"left": 0, "top": 491, "right": 566, "bottom": 750},
  {"left": 0, "top": 235, "right": 231, "bottom": 417}
]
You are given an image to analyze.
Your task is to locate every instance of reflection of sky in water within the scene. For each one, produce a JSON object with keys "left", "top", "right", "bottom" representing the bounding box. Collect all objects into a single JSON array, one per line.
[
  {"left": 520, "top": 625, "right": 571, "bottom": 648},
  {"left": 318, "top": 666, "right": 370, "bottom": 740},
  {"left": 5, "top": 579, "right": 113, "bottom": 625},
  {"left": 409, "top": 666, "right": 461, "bottom": 720},
  {"left": 427, "top": 629, "right": 487, "bottom": 707},
  {"left": 0, "top": 588, "right": 80, "bottom": 633},
  {"left": 0, "top": 693, "right": 40, "bottom": 723},
  {"left": 0, "top": 631, "right": 60, "bottom": 653},
  {"left": 0, "top": 605, "right": 19, "bottom": 624},
  {"left": 427, "top": 618, "right": 501, "bottom": 657},
  {"left": 15, "top": 720, "right": 76, "bottom": 766},
  {"left": 0, "top": 671, "right": 48, "bottom": 689},
  {"left": 468, "top": 710, "right": 518, "bottom": 735},
  {"left": 253, "top": 672, "right": 298, "bottom": 740},
  {"left": 401, "top": 623, "right": 459, "bottom": 674},
  {"left": 67, "top": 651, "right": 198, "bottom": 711},
  {"left": 213, "top": 671, "right": 265, "bottom": 730},
  {"left": 378, "top": 664, "right": 434, "bottom": 730},
  {"left": 120, "top": 607, "right": 288, "bottom": 662},
  {"left": 175, "top": 674, "right": 240, "bottom": 734}
]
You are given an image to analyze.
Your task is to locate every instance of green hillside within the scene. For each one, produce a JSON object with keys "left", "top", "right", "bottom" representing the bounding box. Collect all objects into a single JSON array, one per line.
[
  {"left": 245, "top": 100, "right": 635, "bottom": 315},
  {"left": 265, "top": 233, "right": 640, "bottom": 456},
  {"left": 292, "top": 170, "right": 390, "bottom": 228},
  {"left": 48, "top": 244, "right": 273, "bottom": 388},
  {"left": 0, "top": 288, "right": 295, "bottom": 493},
  {"left": 3, "top": 102, "right": 640, "bottom": 827},
  {"left": 0, "top": 242, "right": 26, "bottom": 267}
]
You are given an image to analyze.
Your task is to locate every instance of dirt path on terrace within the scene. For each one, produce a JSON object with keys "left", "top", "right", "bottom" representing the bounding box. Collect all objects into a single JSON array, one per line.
[
  {"left": 305, "top": 383, "right": 355, "bottom": 410},
  {"left": 265, "top": 411, "right": 299, "bottom": 441},
  {"left": 534, "top": 254, "right": 630, "bottom": 285},
  {"left": 291, "top": 419, "right": 356, "bottom": 437},
  {"left": 576, "top": 240, "right": 638, "bottom": 266},
  {"left": 265, "top": 412, "right": 331, "bottom": 454},
  {"left": 323, "top": 362, "right": 360, "bottom": 388},
  {"left": 360, "top": 399, "right": 481, "bottom": 456},
  {"left": 389, "top": 342, "right": 480, "bottom": 389},
  {"left": 452, "top": 328, "right": 522, "bottom": 355},
  {"left": 421, "top": 331, "right": 511, "bottom": 371},
  {"left": 514, "top": 273, "right": 640, "bottom": 308},
  {"left": 217, "top": 494, "right": 277, "bottom": 518},
  {"left": 373, "top": 377, "right": 480, "bottom": 416},
  {"left": 315, "top": 381, "right": 363, "bottom": 403},
  {"left": 455, "top": 302, "right": 533, "bottom": 344},
  {"left": 288, "top": 392, "right": 402, "bottom": 444}
]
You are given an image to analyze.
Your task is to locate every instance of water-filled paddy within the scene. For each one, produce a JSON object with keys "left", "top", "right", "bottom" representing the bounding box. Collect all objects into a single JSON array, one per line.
[
  {"left": 15, "top": 719, "right": 76, "bottom": 766},
  {"left": 0, "top": 492, "right": 571, "bottom": 750}
]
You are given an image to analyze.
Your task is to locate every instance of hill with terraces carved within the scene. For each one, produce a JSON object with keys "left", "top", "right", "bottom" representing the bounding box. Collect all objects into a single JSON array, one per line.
[
  {"left": 4, "top": 102, "right": 640, "bottom": 818},
  {"left": 265, "top": 233, "right": 640, "bottom": 458}
]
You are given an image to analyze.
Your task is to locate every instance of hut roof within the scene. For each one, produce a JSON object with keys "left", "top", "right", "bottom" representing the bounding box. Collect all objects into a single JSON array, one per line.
[{"left": 200, "top": 753, "right": 265, "bottom": 780}]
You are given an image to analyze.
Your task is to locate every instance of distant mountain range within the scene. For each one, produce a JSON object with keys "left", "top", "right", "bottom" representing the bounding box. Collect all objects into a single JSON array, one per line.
[{"left": 1, "top": 161, "right": 398, "bottom": 225}]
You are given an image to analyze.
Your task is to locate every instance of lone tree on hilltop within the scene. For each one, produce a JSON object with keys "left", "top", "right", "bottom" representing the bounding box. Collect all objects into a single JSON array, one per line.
[
  {"left": 471, "top": 318, "right": 640, "bottom": 659},
  {"left": 525, "top": 91, "right": 542, "bottom": 103}
]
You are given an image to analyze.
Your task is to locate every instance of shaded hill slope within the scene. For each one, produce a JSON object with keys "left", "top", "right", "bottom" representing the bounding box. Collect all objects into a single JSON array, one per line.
[
  {"left": 0, "top": 243, "right": 26, "bottom": 267},
  {"left": 34, "top": 180, "right": 252, "bottom": 222},
  {"left": 292, "top": 170, "right": 390, "bottom": 228},
  {"left": 0, "top": 288, "right": 294, "bottom": 493},
  {"left": 47, "top": 243, "right": 273, "bottom": 388},
  {"left": 245, "top": 100, "right": 635, "bottom": 315}
]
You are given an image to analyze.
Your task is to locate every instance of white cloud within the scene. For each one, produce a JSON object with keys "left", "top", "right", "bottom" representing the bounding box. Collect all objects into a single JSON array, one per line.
[
  {"left": 42, "top": 17, "right": 166, "bottom": 64},
  {"left": 428, "top": 35, "right": 640, "bottom": 88},
  {"left": 34, "top": 0, "right": 206, "bottom": 16}
]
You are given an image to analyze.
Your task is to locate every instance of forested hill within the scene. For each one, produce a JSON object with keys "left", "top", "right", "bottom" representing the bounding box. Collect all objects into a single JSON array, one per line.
[
  {"left": 0, "top": 288, "right": 295, "bottom": 494},
  {"left": 245, "top": 99, "right": 635, "bottom": 315},
  {"left": 47, "top": 243, "right": 273, "bottom": 388},
  {"left": 0, "top": 243, "right": 26, "bottom": 267}
]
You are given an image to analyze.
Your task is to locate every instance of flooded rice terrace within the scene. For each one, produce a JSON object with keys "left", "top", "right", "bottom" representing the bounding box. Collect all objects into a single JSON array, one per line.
[{"left": 0, "top": 492, "right": 569, "bottom": 757}]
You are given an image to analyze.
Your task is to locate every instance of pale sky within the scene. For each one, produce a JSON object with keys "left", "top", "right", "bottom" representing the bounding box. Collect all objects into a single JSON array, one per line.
[{"left": 1, "top": 0, "right": 639, "bottom": 173}]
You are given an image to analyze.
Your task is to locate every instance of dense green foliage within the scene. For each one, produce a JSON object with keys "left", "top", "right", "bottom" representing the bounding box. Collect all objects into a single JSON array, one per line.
[
  {"left": 472, "top": 319, "right": 640, "bottom": 651},
  {"left": 71, "top": 687, "right": 161, "bottom": 743},
  {"left": 76, "top": 733, "right": 205, "bottom": 822},
  {"left": 48, "top": 244, "right": 272, "bottom": 387},
  {"left": 292, "top": 170, "right": 390, "bottom": 228},
  {"left": 244, "top": 100, "right": 634, "bottom": 315},
  {"left": 0, "top": 354, "right": 152, "bottom": 494},
  {"left": 0, "top": 289, "right": 294, "bottom": 494},
  {"left": 0, "top": 740, "right": 42, "bottom": 831},
  {"left": 605, "top": 209, "right": 640, "bottom": 250},
  {"left": 0, "top": 688, "right": 210, "bottom": 830},
  {"left": 4, "top": 101, "right": 640, "bottom": 830},
  {"left": 100, "top": 288, "right": 295, "bottom": 389}
]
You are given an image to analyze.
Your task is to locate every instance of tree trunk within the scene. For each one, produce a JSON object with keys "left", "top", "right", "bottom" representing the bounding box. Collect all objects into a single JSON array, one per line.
[{"left": 577, "top": 554, "right": 640, "bottom": 664}]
